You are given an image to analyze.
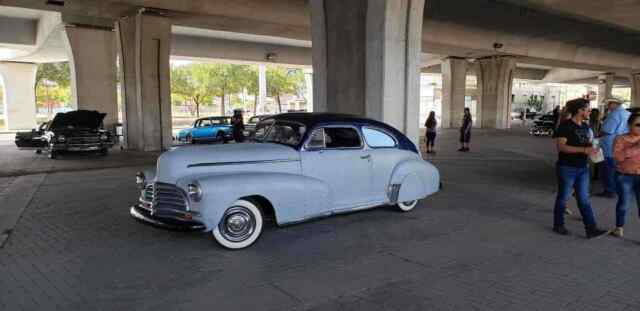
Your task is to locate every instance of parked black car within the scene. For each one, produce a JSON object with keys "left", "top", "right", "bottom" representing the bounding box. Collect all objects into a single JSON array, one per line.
[
  {"left": 528, "top": 113, "right": 556, "bottom": 136},
  {"left": 14, "top": 110, "right": 115, "bottom": 159},
  {"left": 244, "top": 114, "right": 273, "bottom": 139}
]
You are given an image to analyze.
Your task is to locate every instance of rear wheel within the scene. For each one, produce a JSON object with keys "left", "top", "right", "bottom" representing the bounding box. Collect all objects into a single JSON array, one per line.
[
  {"left": 216, "top": 131, "right": 225, "bottom": 143},
  {"left": 213, "top": 199, "right": 264, "bottom": 249},
  {"left": 397, "top": 200, "right": 418, "bottom": 212}
]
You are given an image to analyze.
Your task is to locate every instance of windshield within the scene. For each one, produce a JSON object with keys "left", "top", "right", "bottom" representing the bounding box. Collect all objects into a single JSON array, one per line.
[{"left": 262, "top": 121, "right": 306, "bottom": 147}]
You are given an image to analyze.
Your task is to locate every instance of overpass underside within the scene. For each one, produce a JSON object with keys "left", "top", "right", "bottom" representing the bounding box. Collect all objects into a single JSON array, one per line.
[{"left": 0, "top": 0, "right": 639, "bottom": 150}]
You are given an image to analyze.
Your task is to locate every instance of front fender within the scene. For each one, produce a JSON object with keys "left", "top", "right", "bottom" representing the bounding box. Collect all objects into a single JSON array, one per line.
[
  {"left": 180, "top": 172, "right": 319, "bottom": 230},
  {"left": 389, "top": 158, "right": 440, "bottom": 202}
]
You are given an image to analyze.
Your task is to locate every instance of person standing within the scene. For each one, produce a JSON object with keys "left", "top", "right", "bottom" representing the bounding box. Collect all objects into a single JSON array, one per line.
[
  {"left": 458, "top": 108, "right": 472, "bottom": 152},
  {"left": 424, "top": 111, "right": 437, "bottom": 154},
  {"left": 597, "top": 98, "right": 630, "bottom": 198},
  {"left": 552, "top": 98, "right": 608, "bottom": 238},
  {"left": 611, "top": 114, "right": 640, "bottom": 238},
  {"left": 552, "top": 105, "right": 560, "bottom": 129},
  {"left": 231, "top": 109, "right": 245, "bottom": 143},
  {"left": 589, "top": 108, "right": 602, "bottom": 181}
]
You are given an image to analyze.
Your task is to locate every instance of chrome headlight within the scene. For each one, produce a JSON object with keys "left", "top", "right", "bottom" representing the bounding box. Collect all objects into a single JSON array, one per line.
[
  {"left": 136, "top": 172, "right": 146, "bottom": 189},
  {"left": 100, "top": 134, "right": 108, "bottom": 141},
  {"left": 57, "top": 135, "right": 66, "bottom": 143},
  {"left": 187, "top": 182, "right": 202, "bottom": 202}
]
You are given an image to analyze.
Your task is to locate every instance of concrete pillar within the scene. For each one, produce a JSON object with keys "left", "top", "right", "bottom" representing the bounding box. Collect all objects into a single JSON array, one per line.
[
  {"left": 476, "top": 56, "right": 516, "bottom": 129},
  {"left": 441, "top": 57, "right": 468, "bottom": 128},
  {"left": 65, "top": 25, "right": 118, "bottom": 129},
  {"left": 258, "top": 64, "right": 266, "bottom": 114},
  {"left": 597, "top": 73, "right": 614, "bottom": 111},
  {"left": 303, "top": 68, "right": 313, "bottom": 111},
  {"left": 630, "top": 73, "right": 640, "bottom": 108},
  {"left": 117, "top": 10, "right": 172, "bottom": 151},
  {"left": 0, "top": 62, "right": 37, "bottom": 131},
  {"left": 310, "top": 0, "right": 425, "bottom": 144}
]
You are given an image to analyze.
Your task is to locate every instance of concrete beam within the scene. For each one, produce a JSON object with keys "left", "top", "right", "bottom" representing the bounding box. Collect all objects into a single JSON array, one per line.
[{"left": 171, "top": 34, "right": 311, "bottom": 66}]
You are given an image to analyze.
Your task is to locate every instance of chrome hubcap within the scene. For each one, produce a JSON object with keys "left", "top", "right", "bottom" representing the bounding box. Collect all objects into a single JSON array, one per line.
[
  {"left": 219, "top": 206, "right": 256, "bottom": 242},
  {"left": 401, "top": 200, "right": 416, "bottom": 207}
]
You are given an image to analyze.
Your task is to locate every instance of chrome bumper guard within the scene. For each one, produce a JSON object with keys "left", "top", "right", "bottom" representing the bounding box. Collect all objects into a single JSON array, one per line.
[{"left": 130, "top": 204, "right": 205, "bottom": 231}]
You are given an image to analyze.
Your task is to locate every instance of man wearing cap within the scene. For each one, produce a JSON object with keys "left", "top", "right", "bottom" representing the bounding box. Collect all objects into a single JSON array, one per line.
[{"left": 598, "top": 98, "right": 630, "bottom": 198}]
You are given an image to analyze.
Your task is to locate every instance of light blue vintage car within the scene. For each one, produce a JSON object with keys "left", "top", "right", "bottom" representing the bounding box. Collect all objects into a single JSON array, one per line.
[
  {"left": 176, "top": 116, "right": 233, "bottom": 143},
  {"left": 131, "top": 113, "right": 440, "bottom": 249}
]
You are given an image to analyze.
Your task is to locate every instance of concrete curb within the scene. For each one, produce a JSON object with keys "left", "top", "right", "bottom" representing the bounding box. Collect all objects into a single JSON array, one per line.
[{"left": 0, "top": 173, "right": 46, "bottom": 248}]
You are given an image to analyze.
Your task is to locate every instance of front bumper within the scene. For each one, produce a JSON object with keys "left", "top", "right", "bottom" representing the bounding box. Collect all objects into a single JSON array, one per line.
[
  {"left": 51, "top": 142, "right": 114, "bottom": 151},
  {"left": 130, "top": 204, "right": 206, "bottom": 231}
]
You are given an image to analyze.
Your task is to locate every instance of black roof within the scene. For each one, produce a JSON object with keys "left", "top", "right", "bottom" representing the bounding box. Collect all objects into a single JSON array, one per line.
[{"left": 271, "top": 113, "right": 388, "bottom": 128}]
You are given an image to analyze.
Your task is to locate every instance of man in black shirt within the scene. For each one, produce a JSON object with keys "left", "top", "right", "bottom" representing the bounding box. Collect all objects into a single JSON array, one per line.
[{"left": 553, "top": 98, "right": 608, "bottom": 238}]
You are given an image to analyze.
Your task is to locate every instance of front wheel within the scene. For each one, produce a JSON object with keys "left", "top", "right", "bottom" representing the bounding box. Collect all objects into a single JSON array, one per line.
[
  {"left": 212, "top": 199, "right": 264, "bottom": 249},
  {"left": 397, "top": 200, "right": 418, "bottom": 212}
]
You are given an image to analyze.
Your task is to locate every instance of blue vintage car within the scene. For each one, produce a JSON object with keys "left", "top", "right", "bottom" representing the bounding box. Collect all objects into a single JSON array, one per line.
[
  {"left": 176, "top": 116, "right": 233, "bottom": 143},
  {"left": 132, "top": 113, "right": 440, "bottom": 249}
]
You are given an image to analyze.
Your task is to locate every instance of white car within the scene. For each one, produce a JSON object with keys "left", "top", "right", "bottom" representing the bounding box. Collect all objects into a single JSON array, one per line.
[{"left": 131, "top": 113, "right": 440, "bottom": 249}]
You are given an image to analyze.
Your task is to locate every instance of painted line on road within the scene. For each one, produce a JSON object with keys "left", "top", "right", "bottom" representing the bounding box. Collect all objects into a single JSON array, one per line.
[{"left": 0, "top": 173, "right": 46, "bottom": 248}]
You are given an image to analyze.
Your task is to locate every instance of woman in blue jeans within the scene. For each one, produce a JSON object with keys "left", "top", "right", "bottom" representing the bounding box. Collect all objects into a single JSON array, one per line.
[
  {"left": 611, "top": 113, "right": 640, "bottom": 237},
  {"left": 553, "top": 98, "right": 608, "bottom": 238}
]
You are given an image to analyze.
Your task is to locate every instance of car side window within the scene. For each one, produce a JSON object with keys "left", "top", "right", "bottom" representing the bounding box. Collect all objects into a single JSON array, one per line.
[
  {"left": 307, "top": 129, "right": 325, "bottom": 149},
  {"left": 324, "top": 127, "right": 361, "bottom": 149},
  {"left": 254, "top": 120, "right": 274, "bottom": 140},
  {"left": 362, "top": 127, "right": 397, "bottom": 148}
]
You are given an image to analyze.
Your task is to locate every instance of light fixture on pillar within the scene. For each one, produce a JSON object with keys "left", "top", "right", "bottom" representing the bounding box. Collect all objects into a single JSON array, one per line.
[{"left": 265, "top": 52, "right": 278, "bottom": 62}]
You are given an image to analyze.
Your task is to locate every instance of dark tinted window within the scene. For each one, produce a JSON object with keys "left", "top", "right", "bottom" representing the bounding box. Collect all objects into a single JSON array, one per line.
[{"left": 324, "top": 127, "right": 361, "bottom": 148}]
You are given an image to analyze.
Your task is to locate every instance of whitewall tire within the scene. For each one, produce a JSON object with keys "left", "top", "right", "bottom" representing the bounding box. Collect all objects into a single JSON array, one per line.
[
  {"left": 213, "top": 199, "right": 263, "bottom": 249},
  {"left": 397, "top": 200, "right": 418, "bottom": 212}
]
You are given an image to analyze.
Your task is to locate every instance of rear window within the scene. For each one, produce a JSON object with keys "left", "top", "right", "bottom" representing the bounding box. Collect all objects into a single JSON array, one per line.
[{"left": 362, "top": 127, "right": 396, "bottom": 148}]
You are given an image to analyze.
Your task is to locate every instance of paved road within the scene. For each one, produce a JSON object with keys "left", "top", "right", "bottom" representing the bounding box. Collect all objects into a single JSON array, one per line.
[{"left": 1, "top": 127, "right": 640, "bottom": 311}]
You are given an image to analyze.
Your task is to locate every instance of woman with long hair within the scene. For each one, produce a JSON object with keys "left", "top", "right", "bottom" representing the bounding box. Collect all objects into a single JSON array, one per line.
[
  {"left": 611, "top": 113, "right": 640, "bottom": 238},
  {"left": 424, "top": 111, "right": 437, "bottom": 154},
  {"left": 459, "top": 108, "right": 472, "bottom": 152}
]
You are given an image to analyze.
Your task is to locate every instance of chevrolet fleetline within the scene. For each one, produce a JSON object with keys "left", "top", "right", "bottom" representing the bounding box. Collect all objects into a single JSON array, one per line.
[{"left": 131, "top": 113, "right": 440, "bottom": 249}]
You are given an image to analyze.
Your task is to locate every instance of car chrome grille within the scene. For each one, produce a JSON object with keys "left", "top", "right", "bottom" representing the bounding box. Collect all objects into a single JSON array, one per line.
[
  {"left": 66, "top": 131, "right": 102, "bottom": 145},
  {"left": 152, "top": 182, "right": 189, "bottom": 211}
]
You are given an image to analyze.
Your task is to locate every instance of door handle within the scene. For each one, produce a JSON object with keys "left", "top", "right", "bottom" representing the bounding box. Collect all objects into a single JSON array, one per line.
[{"left": 360, "top": 154, "right": 371, "bottom": 160}]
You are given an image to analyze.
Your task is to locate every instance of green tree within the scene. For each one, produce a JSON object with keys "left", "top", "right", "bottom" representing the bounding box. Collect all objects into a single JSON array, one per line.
[
  {"left": 171, "top": 64, "right": 217, "bottom": 118},
  {"left": 266, "top": 66, "right": 305, "bottom": 113},
  {"left": 36, "top": 62, "right": 70, "bottom": 89},
  {"left": 209, "top": 64, "right": 252, "bottom": 115},
  {"left": 35, "top": 62, "right": 71, "bottom": 112}
]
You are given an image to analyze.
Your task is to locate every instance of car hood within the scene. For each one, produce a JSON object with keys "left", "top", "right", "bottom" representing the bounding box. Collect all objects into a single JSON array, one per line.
[
  {"left": 155, "top": 142, "right": 300, "bottom": 182},
  {"left": 49, "top": 110, "right": 106, "bottom": 130}
]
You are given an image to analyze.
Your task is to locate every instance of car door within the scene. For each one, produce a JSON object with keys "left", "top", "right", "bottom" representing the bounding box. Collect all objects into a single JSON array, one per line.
[
  {"left": 193, "top": 119, "right": 212, "bottom": 140},
  {"left": 301, "top": 126, "right": 372, "bottom": 212},
  {"left": 361, "top": 126, "right": 405, "bottom": 203}
]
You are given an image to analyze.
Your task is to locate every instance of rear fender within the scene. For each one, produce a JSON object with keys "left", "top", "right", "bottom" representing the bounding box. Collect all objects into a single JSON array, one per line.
[{"left": 389, "top": 158, "right": 440, "bottom": 203}]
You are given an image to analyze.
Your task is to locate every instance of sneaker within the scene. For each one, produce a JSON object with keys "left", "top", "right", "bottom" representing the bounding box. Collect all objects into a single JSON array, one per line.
[
  {"left": 595, "top": 191, "right": 616, "bottom": 198},
  {"left": 553, "top": 226, "right": 570, "bottom": 235},
  {"left": 611, "top": 227, "right": 624, "bottom": 238},
  {"left": 586, "top": 227, "right": 610, "bottom": 239}
]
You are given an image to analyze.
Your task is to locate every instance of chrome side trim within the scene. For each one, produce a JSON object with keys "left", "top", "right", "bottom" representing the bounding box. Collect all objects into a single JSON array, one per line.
[{"left": 187, "top": 159, "right": 299, "bottom": 168}]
